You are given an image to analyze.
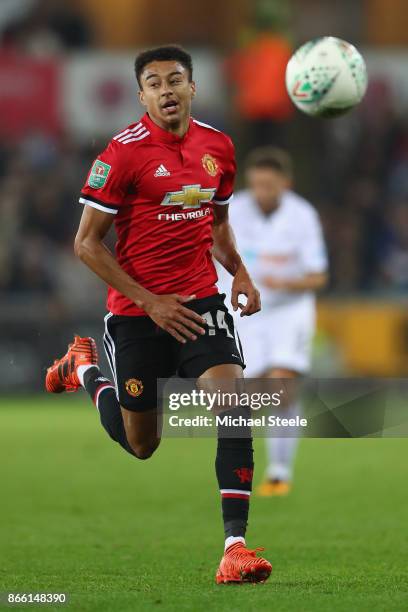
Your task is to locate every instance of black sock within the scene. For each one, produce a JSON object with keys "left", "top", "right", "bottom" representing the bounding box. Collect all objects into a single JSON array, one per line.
[
  {"left": 83, "top": 367, "right": 135, "bottom": 457},
  {"left": 215, "top": 408, "right": 254, "bottom": 540}
]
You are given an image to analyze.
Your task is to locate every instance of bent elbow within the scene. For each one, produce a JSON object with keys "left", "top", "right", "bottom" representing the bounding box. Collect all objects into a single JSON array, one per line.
[{"left": 74, "top": 236, "right": 88, "bottom": 261}]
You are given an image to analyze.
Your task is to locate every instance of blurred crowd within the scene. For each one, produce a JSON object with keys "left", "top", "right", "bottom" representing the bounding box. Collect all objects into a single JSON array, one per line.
[
  {"left": 0, "top": 0, "right": 90, "bottom": 56},
  {"left": 318, "top": 79, "right": 408, "bottom": 293},
  {"left": 0, "top": 0, "right": 102, "bottom": 316},
  {"left": 0, "top": 133, "right": 107, "bottom": 315},
  {"left": 2, "top": 0, "right": 408, "bottom": 316}
]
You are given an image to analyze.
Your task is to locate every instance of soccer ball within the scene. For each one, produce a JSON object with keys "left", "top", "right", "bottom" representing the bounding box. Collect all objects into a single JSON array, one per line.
[{"left": 285, "top": 36, "right": 368, "bottom": 117}]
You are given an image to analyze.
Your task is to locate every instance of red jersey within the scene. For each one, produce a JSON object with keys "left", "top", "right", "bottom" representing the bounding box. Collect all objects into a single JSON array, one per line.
[{"left": 79, "top": 113, "right": 236, "bottom": 316}]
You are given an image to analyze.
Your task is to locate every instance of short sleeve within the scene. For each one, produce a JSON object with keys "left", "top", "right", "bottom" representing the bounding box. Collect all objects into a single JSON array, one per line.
[
  {"left": 299, "top": 209, "right": 328, "bottom": 273},
  {"left": 79, "top": 140, "right": 131, "bottom": 215},
  {"left": 213, "top": 136, "right": 236, "bottom": 205}
]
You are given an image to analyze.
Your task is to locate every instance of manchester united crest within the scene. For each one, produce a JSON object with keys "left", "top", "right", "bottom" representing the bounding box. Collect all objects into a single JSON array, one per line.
[
  {"left": 125, "top": 378, "right": 144, "bottom": 398},
  {"left": 202, "top": 153, "right": 219, "bottom": 177}
]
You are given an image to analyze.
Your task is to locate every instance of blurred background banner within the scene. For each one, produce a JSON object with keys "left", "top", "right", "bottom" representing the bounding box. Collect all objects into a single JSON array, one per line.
[
  {"left": 0, "top": 53, "right": 61, "bottom": 140},
  {"left": 62, "top": 53, "right": 141, "bottom": 141},
  {"left": 3, "top": 0, "right": 408, "bottom": 391}
]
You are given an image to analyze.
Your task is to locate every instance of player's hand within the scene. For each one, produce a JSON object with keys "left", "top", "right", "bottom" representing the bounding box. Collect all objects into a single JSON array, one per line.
[
  {"left": 143, "top": 294, "right": 207, "bottom": 343},
  {"left": 231, "top": 265, "right": 261, "bottom": 317}
]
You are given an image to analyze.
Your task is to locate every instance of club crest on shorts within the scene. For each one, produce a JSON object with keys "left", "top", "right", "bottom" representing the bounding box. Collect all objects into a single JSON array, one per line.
[
  {"left": 125, "top": 378, "right": 144, "bottom": 397},
  {"left": 202, "top": 153, "right": 218, "bottom": 177},
  {"left": 88, "top": 160, "right": 111, "bottom": 189}
]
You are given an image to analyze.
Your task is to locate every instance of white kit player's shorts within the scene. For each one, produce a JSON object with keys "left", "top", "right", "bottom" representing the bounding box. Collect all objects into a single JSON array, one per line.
[{"left": 235, "top": 298, "right": 316, "bottom": 376}]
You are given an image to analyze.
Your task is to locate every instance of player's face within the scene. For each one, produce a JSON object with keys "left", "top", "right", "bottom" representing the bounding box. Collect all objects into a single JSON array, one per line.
[
  {"left": 139, "top": 60, "right": 196, "bottom": 130},
  {"left": 246, "top": 167, "right": 290, "bottom": 213}
]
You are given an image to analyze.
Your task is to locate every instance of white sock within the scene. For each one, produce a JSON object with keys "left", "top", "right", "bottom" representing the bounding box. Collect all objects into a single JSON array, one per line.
[
  {"left": 266, "top": 435, "right": 299, "bottom": 480},
  {"left": 76, "top": 364, "right": 95, "bottom": 388},
  {"left": 225, "top": 536, "right": 245, "bottom": 551},
  {"left": 266, "top": 401, "right": 302, "bottom": 481}
]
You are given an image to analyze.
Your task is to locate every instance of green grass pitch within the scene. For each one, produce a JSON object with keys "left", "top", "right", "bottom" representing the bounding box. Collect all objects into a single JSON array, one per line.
[{"left": 1, "top": 396, "right": 407, "bottom": 611}]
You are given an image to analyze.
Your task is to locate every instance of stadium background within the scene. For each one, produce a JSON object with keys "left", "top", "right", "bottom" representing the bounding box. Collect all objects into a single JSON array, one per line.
[
  {"left": 3, "top": 0, "right": 408, "bottom": 389},
  {"left": 1, "top": 2, "right": 407, "bottom": 611}
]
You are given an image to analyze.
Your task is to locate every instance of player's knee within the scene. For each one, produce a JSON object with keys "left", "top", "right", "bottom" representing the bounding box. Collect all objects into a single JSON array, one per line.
[
  {"left": 134, "top": 446, "right": 155, "bottom": 460},
  {"left": 129, "top": 438, "right": 160, "bottom": 460}
]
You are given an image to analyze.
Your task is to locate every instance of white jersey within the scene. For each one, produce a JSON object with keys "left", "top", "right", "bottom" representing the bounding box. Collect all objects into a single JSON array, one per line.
[
  {"left": 217, "top": 189, "right": 327, "bottom": 310},
  {"left": 217, "top": 189, "right": 328, "bottom": 374}
]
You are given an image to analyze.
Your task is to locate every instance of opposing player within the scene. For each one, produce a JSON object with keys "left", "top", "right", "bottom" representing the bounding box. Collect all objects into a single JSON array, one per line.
[
  {"left": 45, "top": 46, "right": 272, "bottom": 583},
  {"left": 217, "top": 147, "right": 328, "bottom": 496}
]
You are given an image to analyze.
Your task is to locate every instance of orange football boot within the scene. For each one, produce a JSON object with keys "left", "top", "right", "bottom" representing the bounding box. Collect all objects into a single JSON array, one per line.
[
  {"left": 256, "top": 479, "right": 291, "bottom": 497},
  {"left": 45, "top": 335, "right": 98, "bottom": 394},
  {"left": 216, "top": 542, "right": 272, "bottom": 584}
]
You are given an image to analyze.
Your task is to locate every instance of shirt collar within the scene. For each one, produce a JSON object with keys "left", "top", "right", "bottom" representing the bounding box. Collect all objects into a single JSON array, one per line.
[{"left": 142, "top": 112, "right": 194, "bottom": 144}]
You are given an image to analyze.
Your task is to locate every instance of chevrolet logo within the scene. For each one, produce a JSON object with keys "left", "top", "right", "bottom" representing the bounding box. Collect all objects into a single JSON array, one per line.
[{"left": 161, "top": 184, "right": 216, "bottom": 209}]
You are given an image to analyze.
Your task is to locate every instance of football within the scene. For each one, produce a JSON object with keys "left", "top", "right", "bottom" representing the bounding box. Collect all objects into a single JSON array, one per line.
[{"left": 285, "top": 36, "right": 368, "bottom": 117}]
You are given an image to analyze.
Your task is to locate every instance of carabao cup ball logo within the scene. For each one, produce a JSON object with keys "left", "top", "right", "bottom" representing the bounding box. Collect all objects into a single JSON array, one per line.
[
  {"left": 125, "top": 378, "right": 144, "bottom": 397},
  {"left": 202, "top": 154, "right": 218, "bottom": 177},
  {"left": 286, "top": 36, "right": 367, "bottom": 118}
]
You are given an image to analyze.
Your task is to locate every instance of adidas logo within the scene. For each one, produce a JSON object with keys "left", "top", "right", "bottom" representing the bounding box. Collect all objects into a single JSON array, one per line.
[{"left": 154, "top": 164, "right": 171, "bottom": 177}]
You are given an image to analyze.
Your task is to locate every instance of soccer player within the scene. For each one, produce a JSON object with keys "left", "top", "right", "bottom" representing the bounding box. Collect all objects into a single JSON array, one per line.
[
  {"left": 45, "top": 46, "right": 272, "bottom": 583},
  {"left": 217, "top": 147, "right": 328, "bottom": 496}
]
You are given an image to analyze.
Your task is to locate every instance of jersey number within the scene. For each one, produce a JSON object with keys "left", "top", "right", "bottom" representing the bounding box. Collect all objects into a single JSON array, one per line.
[{"left": 202, "top": 310, "right": 233, "bottom": 338}]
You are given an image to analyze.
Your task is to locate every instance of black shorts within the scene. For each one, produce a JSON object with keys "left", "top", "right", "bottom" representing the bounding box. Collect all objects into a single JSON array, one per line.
[{"left": 103, "top": 293, "right": 245, "bottom": 411}]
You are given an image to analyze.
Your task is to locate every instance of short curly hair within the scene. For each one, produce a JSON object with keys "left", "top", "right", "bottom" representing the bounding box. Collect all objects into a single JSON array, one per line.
[{"left": 135, "top": 45, "right": 193, "bottom": 88}]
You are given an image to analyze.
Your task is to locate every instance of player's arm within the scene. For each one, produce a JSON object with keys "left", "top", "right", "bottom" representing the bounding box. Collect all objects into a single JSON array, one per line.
[
  {"left": 262, "top": 207, "right": 328, "bottom": 292},
  {"left": 212, "top": 203, "right": 260, "bottom": 316},
  {"left": 74, "top": 206, "right": 206, "bottom": 343},
  {"left": 74, "top": 205, "right": 152, "bottom": 307},
  {"left": 262, "top": 272, "right": 328, "bottom": 292}
]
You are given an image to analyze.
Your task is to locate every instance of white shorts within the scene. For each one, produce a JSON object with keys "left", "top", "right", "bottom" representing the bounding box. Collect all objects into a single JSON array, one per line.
[{"left": 234, "top": 299, "right": 316, "bottom": 376}]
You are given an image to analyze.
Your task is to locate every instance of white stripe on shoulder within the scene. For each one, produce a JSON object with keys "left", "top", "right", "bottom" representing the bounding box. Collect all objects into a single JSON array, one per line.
[
  {"left": 116, "top": 125, "right": 146, "bottom": 143},
  {"left": 113, "top": 129, "right": 131, "bottom": 141},
  {"left": 79, "top": 197, "right": 118, "bottom": 215},
  {"left": 120, "top": 131, "right": 150, "bottom": 144},
  {"left": 113, "top": 122, "right": 142, "bottom": 141},
  {"left": 193, "top": 119, "right": 220, "bottom": 133}
]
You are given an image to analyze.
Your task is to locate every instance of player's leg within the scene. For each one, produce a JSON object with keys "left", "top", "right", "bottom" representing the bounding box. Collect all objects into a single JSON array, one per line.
[
  {"left": 199, "top": 364, "right": 252, "bottom": 546},
  {"left": 257, "top": 367, "right": 301, "bottom": 496},
  {"left": 253, "top": 302, "right": 314, "bottom": 496},
  {"left": 81, "top": 362, "right": 160, "bottom": 458},
  {"left": 46, "top": 315, "right": 172, "bottom": 460},
  {"left": 79, "top": 363, "right": 161, "bottom": 459},
  {"left": 119, "top": 407, "right": 160, "bottom": 459},
  {"left": 229, "top": 313, "right": 297, "bottom": 493},
  {"left": 198, "top": 363, "right": 271, "bottom": 583},
  {"left": 45, "top": 335, "right": 138, "bottom": 457},
  {"left": 102, "top": 313, "right": 173, "bottom": 459},
  {"left": 45, "top": 335, "right": 158, "bottom": 458},
  {"left": 178, "top": 293, "right": 271, "bottom": 583}
]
